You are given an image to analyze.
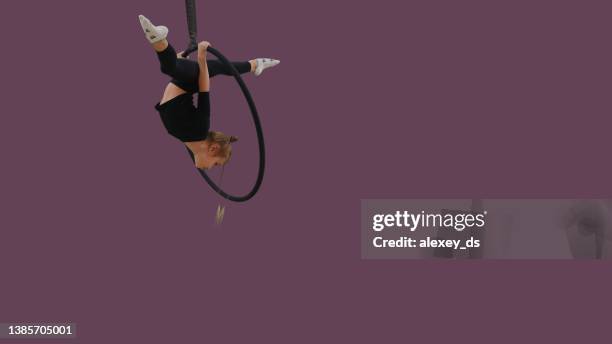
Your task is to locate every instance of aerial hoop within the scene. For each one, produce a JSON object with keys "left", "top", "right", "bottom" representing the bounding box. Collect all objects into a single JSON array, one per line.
[{"left": 182, "top": 0, "right": 266, "bottom": 202}]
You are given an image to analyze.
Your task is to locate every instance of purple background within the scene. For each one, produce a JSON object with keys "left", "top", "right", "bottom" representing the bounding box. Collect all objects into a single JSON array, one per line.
[{"left": 1, "top": 0, "right": 611, "bottom": 342}]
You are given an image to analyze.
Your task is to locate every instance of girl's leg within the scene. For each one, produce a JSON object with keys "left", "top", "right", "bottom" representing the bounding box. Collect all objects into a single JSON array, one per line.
[
  {"left": 156, "top": 45, "right": 254, "bottom": 90},
  {"left": 206, "top": 58, "right": 280, "bottom": 77},
  {"left": 139, "top": 15, "right": 200, "bottom": 92},
  {"left": 207, "top": 60, "right": 254, "bottom": 77},
  {"left": 156, "top": 43, "right": 200, "bottom": 93}
]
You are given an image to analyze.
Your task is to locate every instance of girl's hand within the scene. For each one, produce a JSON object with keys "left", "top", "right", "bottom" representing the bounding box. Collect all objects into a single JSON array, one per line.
[
  {"left": 198, "top": 41, "right": 211, "bottom": 62},
  {"left": 198, "top": 41, "right": 211, "bottom": 52}
]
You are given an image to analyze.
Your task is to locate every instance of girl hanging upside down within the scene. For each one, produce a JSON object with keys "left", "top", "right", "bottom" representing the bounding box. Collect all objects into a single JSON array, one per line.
[{"left": 138, "top": 15, "right": 280, "bottom": 170}]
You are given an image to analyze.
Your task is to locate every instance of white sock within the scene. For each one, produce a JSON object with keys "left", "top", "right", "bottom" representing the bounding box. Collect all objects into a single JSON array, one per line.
[
  {"left": 138, "top": 15, "right": 168, "bottom": 44},
  {"left": 254, "top": 58, "right": 280, "bottom": 76}
]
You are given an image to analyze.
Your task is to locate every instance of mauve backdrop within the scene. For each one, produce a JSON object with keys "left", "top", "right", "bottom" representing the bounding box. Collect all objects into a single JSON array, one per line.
[{"left": 1, "top": 0, "right": 611, "bottom": 342}]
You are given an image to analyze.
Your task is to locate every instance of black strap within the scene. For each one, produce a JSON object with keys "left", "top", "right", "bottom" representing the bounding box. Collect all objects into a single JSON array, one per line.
[{"left": 182, "top": 0, "right": 198, "bottom": 57}]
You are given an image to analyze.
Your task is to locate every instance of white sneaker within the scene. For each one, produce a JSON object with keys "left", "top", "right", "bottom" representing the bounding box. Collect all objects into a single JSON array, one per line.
[
  {"left": 254, "top": 58, "right": 280, "bottom": 76},
  {"left": 138, "top": 15, "right": 168, "bottom": 44}
]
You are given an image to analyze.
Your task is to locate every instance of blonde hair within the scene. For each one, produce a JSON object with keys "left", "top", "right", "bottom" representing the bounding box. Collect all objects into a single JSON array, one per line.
[{"left": 207, "top": 131, "right": 238, "bottom": 164}]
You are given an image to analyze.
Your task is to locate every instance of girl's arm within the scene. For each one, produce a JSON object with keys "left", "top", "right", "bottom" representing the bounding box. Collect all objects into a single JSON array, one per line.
[
  {"left": 195, "top": 41, "right": 212, "bottom": 160},
  {"left": 197, "top": 41, "right": 210, "bottom": 92}
]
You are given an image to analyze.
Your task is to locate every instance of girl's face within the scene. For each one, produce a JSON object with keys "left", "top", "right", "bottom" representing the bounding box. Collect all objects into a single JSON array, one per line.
[{"left": 201, "top": 154, "right": 226, "bottom": 170}]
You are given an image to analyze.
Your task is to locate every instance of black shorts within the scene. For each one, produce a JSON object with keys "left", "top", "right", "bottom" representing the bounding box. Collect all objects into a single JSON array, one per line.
[{"left": 154, "top": 92, "right": 210, "bottom": 142}]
